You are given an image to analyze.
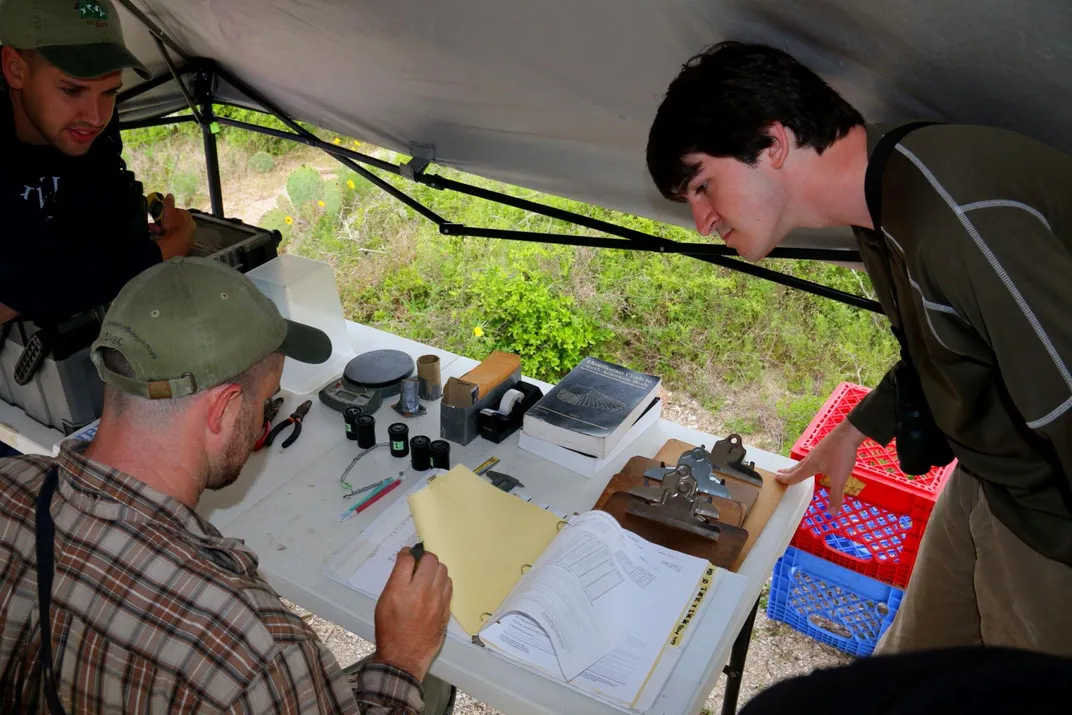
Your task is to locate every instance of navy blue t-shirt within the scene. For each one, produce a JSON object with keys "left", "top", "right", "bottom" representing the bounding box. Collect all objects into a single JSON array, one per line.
[{"left": 0, "top": 88, "right": 161, "bottom": 325}]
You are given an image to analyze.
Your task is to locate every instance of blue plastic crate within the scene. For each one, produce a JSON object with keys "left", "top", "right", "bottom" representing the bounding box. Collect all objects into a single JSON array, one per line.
[{"left": 767, "top": 546, "right": 904, "bottom": 657}]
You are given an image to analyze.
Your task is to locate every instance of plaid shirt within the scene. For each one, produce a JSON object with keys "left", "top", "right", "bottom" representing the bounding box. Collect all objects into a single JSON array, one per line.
[{"left": 0, "top": 441, "right": 424, "bottom": 714}]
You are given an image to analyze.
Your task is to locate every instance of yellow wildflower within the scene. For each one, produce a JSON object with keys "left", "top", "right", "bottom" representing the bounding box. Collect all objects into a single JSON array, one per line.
[
  {"left": 333, "top": 137, "right": 341, "bottom": 144},
  {"left": 473, "top": 326, "right": 484, "bottom": 337},
  {"left": 317, "top": 200, "right": 325, "bottom": 208},
  {"left": 347, "top": 179, "right": 356, "bottom": 190},
  {"left": 284, "top": 216, "right": 294, "bottom": 225}
]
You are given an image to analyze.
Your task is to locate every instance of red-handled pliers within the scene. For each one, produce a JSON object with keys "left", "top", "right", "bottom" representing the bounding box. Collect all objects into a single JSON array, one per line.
[
  {"left": 254, "top": 396, "right": 285, "bottom": 452},
  {"left": 265, "top": 400, "right": 313, "bottom": 449}
]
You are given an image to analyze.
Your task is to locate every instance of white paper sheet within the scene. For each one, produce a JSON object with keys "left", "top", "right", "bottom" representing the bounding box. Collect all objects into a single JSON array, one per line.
[
  {"left": 480, "top": 518, "right": 713, "bottom": 706},
  {"left": 484, "top": 511, "right": 705, "bottom": 682}
]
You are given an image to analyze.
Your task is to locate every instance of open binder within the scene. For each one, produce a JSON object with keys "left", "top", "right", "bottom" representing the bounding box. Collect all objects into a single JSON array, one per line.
[
  {"left": 321, "top": 465, "right": 748, "bottom": 712},
  {"left": 402, "top": 466, "right": 742, "bottom": 709}
]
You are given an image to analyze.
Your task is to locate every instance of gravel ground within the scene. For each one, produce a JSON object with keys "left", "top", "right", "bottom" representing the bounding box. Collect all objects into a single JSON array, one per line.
[{"left": 285, "top": 390, "right": 850, "bottom": 714}]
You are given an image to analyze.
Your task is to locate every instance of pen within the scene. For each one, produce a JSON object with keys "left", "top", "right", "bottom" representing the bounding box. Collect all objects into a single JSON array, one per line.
[
  {"left": 353, "top": 479, "right": 401, "bottom": 516},
  {"left": 338, "top": 478, "right": 398, "bottom": 522},
  {"left": 410, "top": 541, "right": 425, "bottom": 575}
]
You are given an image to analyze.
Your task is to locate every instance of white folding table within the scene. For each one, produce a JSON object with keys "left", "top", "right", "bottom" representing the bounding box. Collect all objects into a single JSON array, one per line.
[{"left": 0, "top": 320, "right": 811, "bottom": 715}]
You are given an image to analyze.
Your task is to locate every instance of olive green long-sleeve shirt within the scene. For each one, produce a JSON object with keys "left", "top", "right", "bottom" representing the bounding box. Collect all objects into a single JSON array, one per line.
[{"left": 849, "top": 123, "right": 1072, "bottom": 566}]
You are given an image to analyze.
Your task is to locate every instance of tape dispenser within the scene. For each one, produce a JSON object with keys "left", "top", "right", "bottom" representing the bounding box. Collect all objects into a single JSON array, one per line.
[{"left": 477, "top": 381, "right": 543, "bottom": 443}]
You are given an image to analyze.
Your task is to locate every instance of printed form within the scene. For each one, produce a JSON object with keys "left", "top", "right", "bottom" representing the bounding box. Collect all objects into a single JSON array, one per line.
[{"left": 483, "top": 511, "right": 709, "bottom": 683}]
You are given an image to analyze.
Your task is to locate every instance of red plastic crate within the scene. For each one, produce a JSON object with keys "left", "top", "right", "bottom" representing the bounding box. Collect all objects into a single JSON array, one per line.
[{"left": 789, "top": 382, "right": 956, "bottom": 588}]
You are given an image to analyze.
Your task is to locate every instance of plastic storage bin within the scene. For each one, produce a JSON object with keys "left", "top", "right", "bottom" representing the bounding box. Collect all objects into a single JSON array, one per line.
[
  {"left": 246, "top": 254, "right": 353, "bottom": 395},
  {"left": 0, "top": 213, "right": 280, "bottom": 434},
  {"left": 789, "top": 382, "right": 956, "bottom": 588},
  {"left": 767, "top": 546, "right": 903, "bottom": 657}
]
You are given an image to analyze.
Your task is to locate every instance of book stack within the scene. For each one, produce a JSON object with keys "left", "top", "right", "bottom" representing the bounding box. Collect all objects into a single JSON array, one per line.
[{"left": 519, "top": 357, "right": 662, "bottom": 477}]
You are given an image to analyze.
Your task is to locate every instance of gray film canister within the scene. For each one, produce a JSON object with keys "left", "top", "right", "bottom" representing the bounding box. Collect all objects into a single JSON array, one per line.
[
  {"left": 417, "top": 354, "right": 442, "bottom": 400},
  {"left": 429, "top": 439, "right": 451, "bottom": 469}
]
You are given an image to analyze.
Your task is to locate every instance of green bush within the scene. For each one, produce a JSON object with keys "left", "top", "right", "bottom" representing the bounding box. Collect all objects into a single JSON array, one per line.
[
  {"left": 286, "top": 165, "right": 323, "bottom": 207},
  {"left": 170, "top": 171, "right": 200, "bottom": 206},
  {"left": 322, "top": 178, "right": 343, "bottom": 217},
  {"left": 248, "top": 151, "right": 275, "bottom": 173},
  {"left": 469, "top": 265, "right": 609, "bottom": 381},
  {"left": 259, "top": 207, "right": 294, "bottom": 240}
]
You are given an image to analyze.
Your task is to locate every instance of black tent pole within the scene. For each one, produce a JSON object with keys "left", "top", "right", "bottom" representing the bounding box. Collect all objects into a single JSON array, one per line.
[
  {"left": 193, "top": 68, "right": 224, "bottom": 218},
  {"left": 118, "top": 51, "right": 879, "bottom": 312}
]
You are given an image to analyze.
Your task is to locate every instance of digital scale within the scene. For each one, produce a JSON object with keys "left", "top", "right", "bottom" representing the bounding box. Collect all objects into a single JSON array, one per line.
[{"left": 318, "top": 349, "right": 415, "bottom": 414}]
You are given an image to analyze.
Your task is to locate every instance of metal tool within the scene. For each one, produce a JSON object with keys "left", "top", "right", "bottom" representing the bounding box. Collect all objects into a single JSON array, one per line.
[
  {"left": 254, "top": 396, "right": 285, "bottom": 451},
  {"left": 265, "top": 400, "right": 312, "bottom": 448},
  {"left": 473, "top": 456, "right": 501, "bottom": 476},
  {"left": 644, "top": 445, "right": 733, "bottom": 500},
  {"left": 708, "top": 433, "right": 764, "bottom": 488},
  {"left": 626, "top": 464, "right": 724, "bottom": 537},
  {"left": 486, "top": 470, "right": 524, "bottom": 493}
]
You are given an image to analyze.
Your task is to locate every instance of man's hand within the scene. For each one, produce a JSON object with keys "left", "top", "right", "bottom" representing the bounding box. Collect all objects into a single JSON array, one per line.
[
  {"left": 373, "top": 547, "right": 453, "bottom": 682},
  {"left": 776, "top": 418, "right": 866, "bottom": 515},
  {"left": 150, "top": 193, "right": 196, "bottom": 260}
]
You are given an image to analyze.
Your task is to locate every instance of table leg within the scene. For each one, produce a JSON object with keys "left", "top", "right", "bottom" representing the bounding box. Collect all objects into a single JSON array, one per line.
[{"left": 721, "top": 597, "right": 760, "bottom": 715}]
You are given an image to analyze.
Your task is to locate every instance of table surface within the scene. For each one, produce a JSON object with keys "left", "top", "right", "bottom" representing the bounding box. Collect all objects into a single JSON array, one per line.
[{"left": 1, "top": 320, "right": 810, "bottom": 715}]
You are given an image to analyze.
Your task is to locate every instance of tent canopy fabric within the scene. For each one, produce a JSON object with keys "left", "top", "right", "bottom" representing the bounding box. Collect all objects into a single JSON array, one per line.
[{"left": 21, "top": 0, "right": 1072, "bottom": 255}]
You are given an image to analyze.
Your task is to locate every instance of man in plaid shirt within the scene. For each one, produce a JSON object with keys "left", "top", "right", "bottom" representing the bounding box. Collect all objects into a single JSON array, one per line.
[{"left": 0, "top": 257, "right": 456, "bottom": 714}]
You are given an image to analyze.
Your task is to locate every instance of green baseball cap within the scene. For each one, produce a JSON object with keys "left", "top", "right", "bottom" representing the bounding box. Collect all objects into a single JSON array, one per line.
[
  {"left": 91, "top": 257, "right": 333, "bottom": 400},
  {"left": 0, "top": 0, "right": 151, "bottom": 80}
]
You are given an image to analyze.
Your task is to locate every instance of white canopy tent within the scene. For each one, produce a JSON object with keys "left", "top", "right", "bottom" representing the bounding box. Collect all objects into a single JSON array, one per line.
[{"left": 49, "top": 1, "right": 1072, "bottom": 306}]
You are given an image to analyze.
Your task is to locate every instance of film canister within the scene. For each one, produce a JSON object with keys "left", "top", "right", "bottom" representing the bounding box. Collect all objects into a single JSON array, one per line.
[
  {"left": 410, "top": 435, "right": 432, "bottom": 471},
  {"left": 354, "top": 414, "right": 376, "bottom": 449},
  {"left": 429, "top": 439, "right": 451, "bottom": 469},
  {"left": 388, "top": 423, "right": 409, "bottom": 457},
  {"left": 343, "top": 407, "right": 362, "bottom": 441}
]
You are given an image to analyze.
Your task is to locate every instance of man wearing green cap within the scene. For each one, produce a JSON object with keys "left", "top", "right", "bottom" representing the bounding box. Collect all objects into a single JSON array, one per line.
[
  {"left": 0, "top": 0, "right": 195, "bottom": 327},
  {"left": 0, "top": 258, "right": 457, "bottom": 713}
]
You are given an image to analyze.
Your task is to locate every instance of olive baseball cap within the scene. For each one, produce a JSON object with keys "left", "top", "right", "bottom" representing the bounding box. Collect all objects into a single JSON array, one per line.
[
  {"left": 0, "top": 0, "right": 151, "bottom": 80},
  {"left": 91, "top": 258, "right": 333, "bottom": 400}
]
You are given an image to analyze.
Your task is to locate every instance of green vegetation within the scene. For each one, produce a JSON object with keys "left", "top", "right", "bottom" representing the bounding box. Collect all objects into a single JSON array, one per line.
[{"left": 121, "top": 120, "right": 897, "bottom": 453}]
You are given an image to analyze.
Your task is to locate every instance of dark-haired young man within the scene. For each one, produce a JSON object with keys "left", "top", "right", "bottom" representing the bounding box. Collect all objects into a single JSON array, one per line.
[{"left": 647, "top": 41, "right": 1072, "bottom": 654}]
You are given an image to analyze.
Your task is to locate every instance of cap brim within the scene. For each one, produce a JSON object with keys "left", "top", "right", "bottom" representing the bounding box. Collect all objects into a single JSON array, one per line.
[
  {"left": 279, "top": 320, "right": 333, "bottom": 365},
  {"left": 37, "top": 42, "right": 151, "bottom": 81}
]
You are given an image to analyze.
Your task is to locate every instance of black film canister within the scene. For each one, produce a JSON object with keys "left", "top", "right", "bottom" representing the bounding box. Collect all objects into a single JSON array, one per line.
[
  {"left": 410, "top": 435, "right": 432, "bottom": 471},
  {"left": 429, "top": 439, "right": 451, "bottom": 469},
  {"left": 344, "top": 407, "right": 362, "bottom": 441},
  {"left": 354, "top": 414, "right": 376, "bottom": 449},
  {"left": 389, "top": 423, "right": 409, "bottom": 457}
]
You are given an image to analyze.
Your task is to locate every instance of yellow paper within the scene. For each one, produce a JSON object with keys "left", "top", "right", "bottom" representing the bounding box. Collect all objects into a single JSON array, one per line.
[{"left": 408, "top": 465, "right": 562, "bottom": 634}]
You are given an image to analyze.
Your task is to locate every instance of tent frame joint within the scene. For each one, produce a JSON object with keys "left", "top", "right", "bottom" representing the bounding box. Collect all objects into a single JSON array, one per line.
[{"left": 400, "top": 142, "right": 436, "bottom": 180}]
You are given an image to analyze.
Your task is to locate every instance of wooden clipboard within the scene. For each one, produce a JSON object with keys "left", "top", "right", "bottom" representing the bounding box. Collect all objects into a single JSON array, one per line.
[{"left": 594, "top": 439, "right": 786, "bottom": 571}]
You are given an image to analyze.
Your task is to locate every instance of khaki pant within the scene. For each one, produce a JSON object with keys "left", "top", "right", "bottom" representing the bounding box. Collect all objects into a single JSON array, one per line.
[
  {"left": 875, "top": 468, "right": 1072, "bottom": 655},
  {"left": 344, "top": 658, "right": 456, "bottom": 714}
]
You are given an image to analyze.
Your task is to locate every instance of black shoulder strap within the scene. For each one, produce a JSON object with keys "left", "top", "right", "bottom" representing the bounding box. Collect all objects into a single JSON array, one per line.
[
  {"left": 864, "top": 121, "right": 942, "bottom": 234},
  {"left": 35, "top": 466, "right": 68, "bottom": 715}
]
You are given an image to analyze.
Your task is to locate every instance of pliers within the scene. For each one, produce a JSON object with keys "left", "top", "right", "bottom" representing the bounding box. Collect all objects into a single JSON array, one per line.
[
  {"left": 265, "top": 400, "right": 313, "bottom": 449},
  {"left": 254, "top": 396, "right": 285, "bottom": 451}
]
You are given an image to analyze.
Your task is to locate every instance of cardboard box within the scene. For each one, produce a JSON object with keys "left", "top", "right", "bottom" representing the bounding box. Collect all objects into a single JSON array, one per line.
[{"left": 459, "top": 351, "right": 521, "bottom": 400}]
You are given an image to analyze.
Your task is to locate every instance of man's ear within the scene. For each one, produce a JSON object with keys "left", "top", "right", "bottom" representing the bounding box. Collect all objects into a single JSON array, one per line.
[
  {"left": 2, "top": 47, "right": 30, "bottom": 90},
  {"left": 764, "top": 122, "right": 791, "bottom": 170},
  {"left": 204, "top": 383, "right": 244, "bottom": 436}
]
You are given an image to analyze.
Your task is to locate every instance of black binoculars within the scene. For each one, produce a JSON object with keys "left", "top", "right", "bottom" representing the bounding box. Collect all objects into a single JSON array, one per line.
[{"left": 893, "top": 361, "right": 955, "bottom": 476}]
